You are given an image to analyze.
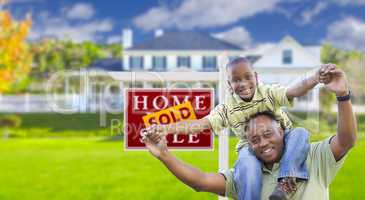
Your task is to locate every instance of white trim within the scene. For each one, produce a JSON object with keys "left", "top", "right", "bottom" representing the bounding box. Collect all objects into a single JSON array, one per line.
[
  {"left": 124, "top": 50, "right": 243, "bottom": 56},
  {"left": 108, "top": 71, "right": 219, "bottom": 82}
]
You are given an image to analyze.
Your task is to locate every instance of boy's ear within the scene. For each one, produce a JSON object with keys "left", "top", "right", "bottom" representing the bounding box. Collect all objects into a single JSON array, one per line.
[
  {"left": 254, "top": 71, "right": 258, "bottom": 84},
  {"left": 227, "top": 80, "right": 234, "bottom": 94}
]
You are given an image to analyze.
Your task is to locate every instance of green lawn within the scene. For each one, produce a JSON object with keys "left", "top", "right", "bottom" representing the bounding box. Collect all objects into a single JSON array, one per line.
[{"left": 0, "top": 137, "right": 364, "bottom": 200}]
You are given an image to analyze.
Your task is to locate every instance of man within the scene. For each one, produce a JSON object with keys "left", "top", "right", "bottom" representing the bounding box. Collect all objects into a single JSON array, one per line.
[
  {"left": 145, "top": 58, "right": 334, "bottom": 200},
  {"left": 142, "top": 67, "right": 357, "bottom": 200}
]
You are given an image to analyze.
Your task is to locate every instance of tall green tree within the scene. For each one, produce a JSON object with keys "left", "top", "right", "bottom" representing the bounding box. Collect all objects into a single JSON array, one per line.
[
  {"left": 321, "top": 43, "right": 365, "bottom": 123},
  {"left": 31, "top": 39, "right": 108, "bottom": 78}
]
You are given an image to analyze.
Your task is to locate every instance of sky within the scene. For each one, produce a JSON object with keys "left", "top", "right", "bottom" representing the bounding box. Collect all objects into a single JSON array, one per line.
[{"left": 6, "top": 0, "right": 365, "bottom": 51}]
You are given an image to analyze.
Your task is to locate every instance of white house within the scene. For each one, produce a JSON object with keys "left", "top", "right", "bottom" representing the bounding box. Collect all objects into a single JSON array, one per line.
[
  {"left": 0, "top": 29, "right": 322, "bottom": 113},
  {"left": 108, "top": 29, "right": 321, "bottom": 112}
]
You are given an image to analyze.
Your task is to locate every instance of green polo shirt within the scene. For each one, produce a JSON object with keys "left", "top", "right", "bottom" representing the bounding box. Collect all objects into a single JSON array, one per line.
[
  {"left": 205, "top": 84, "right": 293, "bottom": 151},
  {"left": 221, "top": 138, "right": 347, "bottom": 200}
]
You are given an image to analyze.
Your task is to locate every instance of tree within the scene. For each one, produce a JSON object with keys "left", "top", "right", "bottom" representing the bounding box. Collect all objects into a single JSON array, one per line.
[
  {"left": 31, "top": 39, "right": 108, "bottom": 78},
  {"left": 321, "top": 43, "right": 365, "bottom": 124},
  {"left": 105, "top": 43, "right": 123, "bottom": 59},
  {"left": 0, "top": 7, "right": 32, "bottom": 93}
]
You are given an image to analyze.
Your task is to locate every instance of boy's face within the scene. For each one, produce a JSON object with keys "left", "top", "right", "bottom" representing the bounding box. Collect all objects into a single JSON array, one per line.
[{"left": 227, "top": 62, "right": 258, "bottom": 101}]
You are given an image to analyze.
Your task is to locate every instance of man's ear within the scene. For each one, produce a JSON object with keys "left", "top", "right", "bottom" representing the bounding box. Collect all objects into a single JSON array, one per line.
[{"left": 278, "top": 127, "right": 284, "bottom": 137}]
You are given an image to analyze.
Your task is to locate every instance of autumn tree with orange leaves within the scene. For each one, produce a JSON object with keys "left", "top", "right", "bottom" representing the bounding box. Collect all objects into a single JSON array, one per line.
[{"left": 0, "top": 2, "right": 32, "bottom": 93}]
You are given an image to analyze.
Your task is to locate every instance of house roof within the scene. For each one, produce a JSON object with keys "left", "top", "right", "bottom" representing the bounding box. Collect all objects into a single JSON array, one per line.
[
  {"left": 128, "top": 31, "right": 243, "bottom": 51},
  {"left": 89, "top": 58, "right": 123, "bottom": 71}
]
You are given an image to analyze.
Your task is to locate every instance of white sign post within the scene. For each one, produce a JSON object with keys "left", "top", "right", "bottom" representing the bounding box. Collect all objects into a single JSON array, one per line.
[{"left": 218, "top": 58, "right": 229, "bottom": 200}]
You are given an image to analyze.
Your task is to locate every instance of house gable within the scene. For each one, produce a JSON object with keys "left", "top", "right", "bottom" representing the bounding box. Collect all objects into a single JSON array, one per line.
[{"left": 253, "top": 36, "right": 321, "bottom": 68}]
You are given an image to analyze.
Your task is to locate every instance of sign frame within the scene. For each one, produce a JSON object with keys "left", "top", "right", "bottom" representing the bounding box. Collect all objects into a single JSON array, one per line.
[{"left": 123, "top": 88, "right": 215, "bottom": 151}]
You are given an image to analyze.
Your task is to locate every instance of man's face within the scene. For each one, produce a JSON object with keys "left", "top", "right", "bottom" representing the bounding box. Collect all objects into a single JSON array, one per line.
[
  {"left": 247, "top": 115, "right": 284, "bottom": 165},
  {"left": 227, "top": 62, "right": 258, "bottom": 101}
]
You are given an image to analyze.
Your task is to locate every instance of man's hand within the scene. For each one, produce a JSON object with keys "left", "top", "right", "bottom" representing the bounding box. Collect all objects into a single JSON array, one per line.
[
  {"left": 144, "top": 124, "right": 169, "bottom": 141},
  {"left": 323, "top": 66, "right": 349, "bottom": 96},
  {"left": 141, "top": 129, "right": 168, "bottom": 159}
]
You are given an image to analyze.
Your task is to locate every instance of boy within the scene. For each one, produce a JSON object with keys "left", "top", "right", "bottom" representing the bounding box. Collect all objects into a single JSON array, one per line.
[{"left": 145, "top": 57, "right": 333, "bottom": 200}]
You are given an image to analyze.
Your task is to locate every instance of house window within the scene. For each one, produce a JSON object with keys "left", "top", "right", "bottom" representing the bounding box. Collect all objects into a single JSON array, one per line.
[
  {"left": 130, "top": 56, "right": 144, "bottom": 70},
  {"left": 282, "top": 49, "right": 292, "bottom": 64},
  {"left": 202, "top": 56, "right": 217, "bottom": 71},
  {"left": 152, "top": 56, "right": 166, "bottom": 71},
  {"left": 177, "top": 56, "right": 190, "bottom": 68}
]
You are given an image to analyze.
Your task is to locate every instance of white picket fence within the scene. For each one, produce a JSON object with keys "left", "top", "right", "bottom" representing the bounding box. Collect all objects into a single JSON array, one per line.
[
  {"left": 0, "top": 93, "right": 329, "bottom": 113},
  {"left": 0, "top": 94, "right": 123, "bottom": 113}
]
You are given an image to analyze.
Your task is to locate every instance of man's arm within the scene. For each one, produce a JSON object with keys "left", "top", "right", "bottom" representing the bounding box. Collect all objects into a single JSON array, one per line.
[
  {"left": 325, "top": 69, "right": 357, "bottom": 161},
  {"left": 286, "top": 64, "right": 335, "bottom": 101},
  {"left": 142, "top": 136, "right": 226, "bottom": 196}
]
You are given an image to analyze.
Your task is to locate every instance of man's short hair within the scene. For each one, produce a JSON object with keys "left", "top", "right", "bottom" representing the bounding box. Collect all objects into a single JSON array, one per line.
[
  {"left": 226, "top": 57, "right": 252, "bottom": 70},
  {"left": 245, "top": 111, "right": 286, "bottom": 132}
]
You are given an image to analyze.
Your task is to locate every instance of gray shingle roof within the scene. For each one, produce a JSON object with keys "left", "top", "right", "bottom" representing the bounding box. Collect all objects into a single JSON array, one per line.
[
  {"left": 89, "top": 58, "right": 123, "bottom": 71},
  {"left": 128, "top": 31, "right": 242, "bottom": 51}
]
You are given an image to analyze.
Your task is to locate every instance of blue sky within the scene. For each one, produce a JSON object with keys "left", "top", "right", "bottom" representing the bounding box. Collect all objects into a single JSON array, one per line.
[{"left": 6, "top": 0, "right": 365, "bottom": 51}]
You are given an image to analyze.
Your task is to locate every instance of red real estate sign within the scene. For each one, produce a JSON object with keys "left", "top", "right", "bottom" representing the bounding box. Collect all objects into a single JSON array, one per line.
[{"left": 124, "top": 88, "right": 214, "bottom": 150}]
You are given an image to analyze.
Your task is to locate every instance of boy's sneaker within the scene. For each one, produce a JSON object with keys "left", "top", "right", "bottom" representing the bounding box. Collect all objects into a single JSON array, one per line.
[{"left": 269, "top": 177, "right": 297, "bottom": 200}]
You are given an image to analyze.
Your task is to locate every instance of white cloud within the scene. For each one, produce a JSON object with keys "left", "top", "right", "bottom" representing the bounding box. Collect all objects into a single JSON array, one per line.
[
  {"left": 325, "top": 16, "right": 365, "bottom": 51},
  {"left": 212, "top": 27, "right": 252, "bottom": 48},
  {"left": 133, "top": 7, "right": 171, "bottom": 32},
  {"left": 331, "top": 0, "right": 365, "bottom": 5},
  {"left": 107, "top": 35, "right": 121, "bottom": 44},
  {"left": 134, "top": 0, "right": 281, "bottom": 31},
  {"left": 300, "top": 2, "right": 328, "bottom": 25},
  {"left": 29, "top": 9, "right": 113, "bottom": 43},
  {"left": 291, "top": 0, "right": 365, "bottom": 25},
  {"left": 8, "top": 0, "right": 44, "bottom": 3},
  {"left": 65, "top": 3, "right": 95, "bottom": 20}
]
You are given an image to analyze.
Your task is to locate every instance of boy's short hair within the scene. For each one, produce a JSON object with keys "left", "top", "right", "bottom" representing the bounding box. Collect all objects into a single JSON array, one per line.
[
  {"left": 245, "top": 111, "right": 286, "bottom": 132},
  {"left": 226, "top": 57, "right": 252, "bottom": 70}
]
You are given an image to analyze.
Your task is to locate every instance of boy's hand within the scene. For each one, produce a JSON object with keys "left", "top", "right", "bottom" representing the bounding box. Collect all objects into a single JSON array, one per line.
[{"left": 318, "top": 63, "right": 336, "bottom": 84}]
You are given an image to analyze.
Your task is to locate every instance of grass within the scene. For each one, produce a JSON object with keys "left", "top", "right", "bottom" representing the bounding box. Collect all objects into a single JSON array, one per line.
[
  {"left": 0, "top": 112, "right": 364, "bottom": 199},
  {"left": 0, "top": 137, "right": 364, "bottom": 200},
  {"left": 0, "top": 113, "right": 123, "bottom": 137}
]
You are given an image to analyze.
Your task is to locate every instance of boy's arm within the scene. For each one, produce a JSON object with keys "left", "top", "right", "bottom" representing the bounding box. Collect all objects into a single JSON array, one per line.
[
  {"left": 146, "top": 104, "right": 227, "bottom": 139},
  {"left": 146, "top": 118, "right": 211, "bottom": 137},
  {"left": 166, "top": 118, "right": 212, "bottom": 135},
  {"left": 286, "top": 64, "right": 335, "bottom": 101},
  {"left": 142, "top": 136, "right": 226, "bottom": 196}
]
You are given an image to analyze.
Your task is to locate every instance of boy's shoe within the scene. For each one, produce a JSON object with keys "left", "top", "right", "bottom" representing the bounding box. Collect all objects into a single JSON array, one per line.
[{"left": 269, "top": 177, "right": 297, "bottom": 200}]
